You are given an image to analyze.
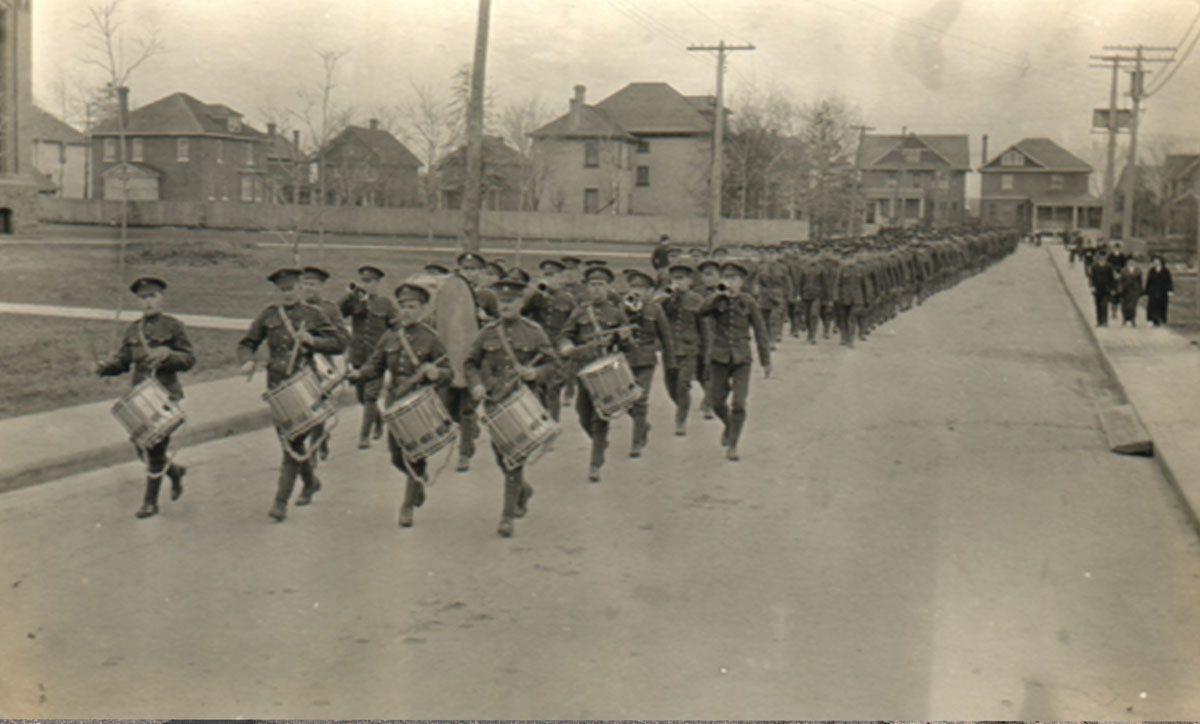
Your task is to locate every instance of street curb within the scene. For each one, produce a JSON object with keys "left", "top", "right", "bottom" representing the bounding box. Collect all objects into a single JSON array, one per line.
[
  {"left": 0, "top": 389, "right": 358, "bottom": 496},
  {"left": 1045, "top": 246, "right": 1200, "bottom": 535}
]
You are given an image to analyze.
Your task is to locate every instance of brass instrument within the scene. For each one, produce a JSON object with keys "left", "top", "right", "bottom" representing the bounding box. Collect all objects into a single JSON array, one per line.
[
  {"left": 534, "top": 279, "right": 552, "bottom": 293},
  {"left": 623, "top": 291, "right": 644, "bottom": 312},
  {"left": 716, "top": 281, "right": 733, "bottom": 296}
]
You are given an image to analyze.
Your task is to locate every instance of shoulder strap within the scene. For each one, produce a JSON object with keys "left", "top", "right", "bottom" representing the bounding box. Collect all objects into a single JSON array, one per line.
[
  {"left": 136, "top": 317, "right": 160, "bottom": 371},
  {"left": 396, "top": 326, "right": 421, "bottom": 369},
  {"left": 496, "top": 322, "right": 520, "bottom": 367}
]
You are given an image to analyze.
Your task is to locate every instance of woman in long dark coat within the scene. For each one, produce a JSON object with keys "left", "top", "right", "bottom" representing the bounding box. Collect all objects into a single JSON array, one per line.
[
  {"left": 1118, "top": 262, "right": 1143, "bottom": 326},
  {"left": 1144, "top": 255, "right": 1174, "bottom": 327}
]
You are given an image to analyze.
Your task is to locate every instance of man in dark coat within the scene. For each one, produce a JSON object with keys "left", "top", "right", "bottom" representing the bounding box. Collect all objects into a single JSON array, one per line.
[
  {"left": 1088, "top": 252, "right": 1117, "bottom": 327},
  {"left": 1144, "top": 255, "right": 1174, "bottom": 327}
]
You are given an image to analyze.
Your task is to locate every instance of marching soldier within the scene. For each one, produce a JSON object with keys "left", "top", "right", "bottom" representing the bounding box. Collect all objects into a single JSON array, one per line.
[
  {"left": 699, "top": 262, "right": 771, "bottom": 462},
  {"left": 97, "top": 277, "right": 195, "bottom": 519},
  {"left": 465, "top": 279, "right": 560, "bottom": 537},
  {"left": 522, "top": 258, "right": 577, "bottom": 422},
  {"left": 560, "top": 265, "right": 634, "bottom": 482},
  {"left": 300, "top": 266, "right": 351, "bottom": 461},
  {"left": 696, "top": 259, "right": 721, "bottom": 420},
  {"left": 622, "top": 269, "right": 675, "bottom": 458},
  {"left": 238, "top": 268, "right": 347, "bottom": 522},
  {"left": 350, "top": 282, "right": 451, "bottom": 527},
  {"left": 339, "top": 264, "right": 399, "bottom": 449},
  {"left": 657, "top": 262, "right": 707, "bottom": 436},
  {"left": 756, "top": 245, "right": 793, "bottom": 348}
]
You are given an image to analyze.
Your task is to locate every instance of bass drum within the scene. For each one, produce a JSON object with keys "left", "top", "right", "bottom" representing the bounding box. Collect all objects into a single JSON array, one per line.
[{"left": 432, "top": 273, "right": 479, "bottom": 389}]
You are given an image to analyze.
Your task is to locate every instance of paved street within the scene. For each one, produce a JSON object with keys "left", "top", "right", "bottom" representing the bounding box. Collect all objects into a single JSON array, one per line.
[{"left": 3, "top": 245, "right": 1200, "bottom": 719}]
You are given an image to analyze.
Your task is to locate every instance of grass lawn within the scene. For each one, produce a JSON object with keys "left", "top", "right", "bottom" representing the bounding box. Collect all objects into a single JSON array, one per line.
[{"left": 0, "top": 316, "right": 246, "bottom": 419}]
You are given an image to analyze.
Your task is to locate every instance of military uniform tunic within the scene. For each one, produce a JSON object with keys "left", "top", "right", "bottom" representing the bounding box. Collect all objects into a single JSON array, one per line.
[{"left": 99, "top": 313, "right": 196, "bottom": 400}]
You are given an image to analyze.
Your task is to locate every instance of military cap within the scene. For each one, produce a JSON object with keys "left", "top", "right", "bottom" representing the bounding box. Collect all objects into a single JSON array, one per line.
[
  {"left": 669, "top": 263, "right": 695, "bottom": 276},
  {"left": 538, "top": 258, "right": 566, "bottom": 272},
  {"left": 506, "top": 267, "right": 531, "bottom": 283},
  {"left": 720, "top": 261, "right": 750, "bottom": 278},
  {"left": 483, "top": 260, "right": 506, "bottom": 276},
  {"left": 457, "top": 251, "right": 485, "bottom": 268},
  {"left": 697, "top": 259, "right": 721, "bottom": 273},
  {"left": 711, "top": 247, "right": 730, "bottom": 257},
  {"left": 625, "top": 269, "right": 655, "bottom": 287},
  {"left": 583, "top": 265, "right": 615, "bottom": 282},
  {"left": 560, "top": 255, "right": 582, "bottom": 266},
  {"left": 129, "top": 276, "right": 167, "bottom": 294},
  {"left": 394, "top": 282, "right": 431, "bottom": 304},
  {"left": 584, "top": 259, "right": 609, "bottom": 267},
  {"left": 301, "top": 266, "right": 330, "bottom": 281},
  {"left": 268, "top": 267, "right": 303, "bottom": 285},
  {"left": 423, "top": 263, "right": 451, "bottom": 275},
  {"left": 357, "top": 264, "right": 385, "bottom": 280},
  {"left": 492, "top": 279, "right": 527, "bottom": 301}
]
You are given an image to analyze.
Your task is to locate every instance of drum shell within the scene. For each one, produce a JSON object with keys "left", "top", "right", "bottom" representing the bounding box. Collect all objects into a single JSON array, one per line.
[
  {"left": 483, "top": 385, "right": 559, "bottom": 470},
  {"left": 382, "top": 385, "right": 458, "bottom": 462},
  {"left": 578, "top": 353, "right": 642, "bottom": 420},
  {"left": 112, "top": 378, "right": 186, "bottom": 449},
  {"left": 263, "top": 369, "right": 336, "bottom": 440}
]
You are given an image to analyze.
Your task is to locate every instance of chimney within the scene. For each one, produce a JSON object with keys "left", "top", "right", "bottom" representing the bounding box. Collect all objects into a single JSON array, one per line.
[
  {"left": 293, "top": 130, "right": 301, "bottom": 149},
  {"left": 369, "top": 118, "right": 379, "bottom": 131},
  {"left": 267, "top": 122, "right": 277, "bottom": 137},
  {"left": 569, "top": 84, "right": 586, "bottom": 131},
  {"left": 981, "top": 134, "right": 989, "bottom": 166},
  {"left": 117, "top": 86, "right": 130, "bottom": 130}
]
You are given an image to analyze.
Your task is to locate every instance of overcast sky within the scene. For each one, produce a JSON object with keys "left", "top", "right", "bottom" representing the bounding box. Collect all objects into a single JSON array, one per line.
[{"left": 29, "top": 0, "right": 1200, "bottom": 178}]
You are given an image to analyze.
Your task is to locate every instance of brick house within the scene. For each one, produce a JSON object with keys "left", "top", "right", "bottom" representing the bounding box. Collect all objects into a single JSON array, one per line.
[
  {"left": 979, "top": 137, "right": 1101, "bottom": 234},
  {"left": 856, "top": 133, "right": 970, "bottom": 231},
  {"left": 530, "top": 82, "right": 715, "bottom": 217},
  {"left": 312, "top": 120, "right": 422, "bottom": 207},
  {"left": 90, "top": 91, "right": 269, "bottom": 203},
  {"left": 437, "top": 135, "right": 530, "bottom": 211},
  {"left": 263, "top": 123, "right": 306, "bottom": 204},
  {"left": 29, "top": 106, "right": 88, "bottom": 199}
]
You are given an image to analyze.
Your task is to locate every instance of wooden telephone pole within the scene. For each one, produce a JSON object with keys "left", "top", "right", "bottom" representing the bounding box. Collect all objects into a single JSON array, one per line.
[{"left": 462, "top": 0, "right": 492, "bottom": 252}]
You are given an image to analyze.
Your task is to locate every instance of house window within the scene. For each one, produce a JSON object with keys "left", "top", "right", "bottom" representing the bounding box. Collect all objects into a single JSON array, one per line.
[
  {"left": 131, "top": 138, "right": 144, "bottom": 163},
  {"left": 1002, "top": 150, "right": 1023, "bottom": 166},
  {"left": 1049, "top": 174, "right": 1064, "bottom": 190},
  {"left": 885, "top": 172, "right": 897, "bottom": 187},
  {"left": 228, "top": 117, "right": 241, "bottom": 133},
  {"left": 255, "top": 177, "right": 265, "bottom": 203},
  {"left": 910, "top": 172, "right": 924, "bottom": 187},
  {"left": 177, "top": 138, "right": 190, "bottom": 162},
  {"left": 583, "top": 188, "right": 599, "bottom": 213},
  {"left": 903, "top": 148, "right": 921, "bottom": 163},
  {"left": 241, "top": 175, "right": 255, "bottom": 202},
  {"left": 104, "top": 138, "right": 116, "bottom": 162},
  {"left": 637, "top": 140, "right": 650, "bottom": 154},
  {"left": 636, "top": 166, "right": 650, "bottom": 187},
  {"left": 216, "top": 140, "right": 223, "bottom": 164},
  {"left": 1001, "top": 174, "right": 1014, "bottom": 191},
  {"left": 988, "top": 203, "right": 997, "bottom": 219},
  {"left": 584, "top": 141, "right": 599, "bottom": 168},
  {"left": 246, "top": 142, "right": 255, "bottom": 166}
]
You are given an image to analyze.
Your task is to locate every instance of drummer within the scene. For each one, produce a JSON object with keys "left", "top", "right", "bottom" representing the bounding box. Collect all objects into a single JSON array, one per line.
[
  {"left": 559, "top": 265, "right": 634, "bottom": 483},
  {"left": 350, "top": 282, "right": 451, "bottom": 527},
  {"left": 465, "top": 278, "right": 560, "bottom": 537},
  {"left": 522, "top": 258, "right": 577, "bottom": 422},
  {"left": 621, "top": 269, "right": 675, "bottom": 458},
  {"left": 340, "top": 264, "right": 400, "bottom": 450},
  {"left": 96, "top": 276, "right": 196, "bottom": 519},
  {"left": 238, "top": 268, "right": 347, "bottom": 522},
  {"left": 300, "top": 265, "right": 351, "bottom": 462}
]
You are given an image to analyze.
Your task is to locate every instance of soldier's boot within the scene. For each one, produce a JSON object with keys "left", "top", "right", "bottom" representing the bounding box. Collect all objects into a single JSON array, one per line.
[
  {"left": 588, "top": 436, "right": 606, "bottom": 482},
  {"left": 268, "top": 499, "right": 287, "bottom": 522},
  {"left": 498, "top": 475, "right": 521, "bottom": 537},
  {"left": 136, "top": 474, "right": 162, "bottom": 519},
  {"left": 270, "top": 457, "right": 297, "bottom": 522},
  {"left": 456, "top": 453, "right": 471, "bottom": 472},
  {"left": 726, "top": 415, "right": 745, "bottom": 461},
  {"left": 399, "top": 477, "right": 422, "bottom": 527},
  {"left": 167, "top": 463, "right": 187, "bottom": 501},
  {"left": 515, "top": 480, "right": 533, "bottom": 519},
  {"left": 630, "top": 418, "right": 649, "bottom": 458},
  {"left": 358, "top": 406, "right": 374, "bottom": 449},
  {"left": 319, "top": 439, "right": 330, "bottom": 461},
  {"left": 295, "top": 463, "right": 321, "bottom": 506},
  {"left": 675, "top": 409, "right": 688, "bottom": 437},
  {"left": 371, "top": 403, "right": 384, "bottom": 440}
]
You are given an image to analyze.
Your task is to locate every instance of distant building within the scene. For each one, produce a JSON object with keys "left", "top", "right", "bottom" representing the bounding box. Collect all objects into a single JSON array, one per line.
[
  {"left": 0, "top": 1, "right": 41, "bottom": 233},
  {"left": 979, "top": 137, "right": 1101, "bottom": 234},
  {"left": 530, "top": 82, "right": 716, "bottom": 217},
  {"left": 263, "top": 123, "right": 306, "bottom": 204},
  {"left": 437, "top": 135, "right": 529, "bottom": 211},
  {"left": 312, "top": 119, "right": 422, "bottom": 207},
  {"left": 1158, "top": 153, "right": 1200, "bottom": 255},
  {"left": 856, "top": 133, "right": 970, "bottom": 230},
  {"left": 28, "top": 106, "right": 88, "bottom": 199},
  {"left": 90, "top": 91, "right": 269, "bottom": 203}
]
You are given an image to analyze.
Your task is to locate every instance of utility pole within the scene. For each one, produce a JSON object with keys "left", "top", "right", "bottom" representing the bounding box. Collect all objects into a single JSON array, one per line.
[
  {"left": 689, "top": 41, "right": 755, "bottom": 252},
  {"left": 462, "top": 0, "right": 492, "bottom": 252},
  {"left": 1093, "top": 56, "right": 1121, "bottom": 240},
  {"left": 849, "top": 124, "right": 874, "bottom": 238}
]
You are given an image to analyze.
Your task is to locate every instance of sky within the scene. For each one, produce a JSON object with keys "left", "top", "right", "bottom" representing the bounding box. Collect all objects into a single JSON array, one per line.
[{"left": 29, "top": 0, "right": 1200, "bottom": 186}]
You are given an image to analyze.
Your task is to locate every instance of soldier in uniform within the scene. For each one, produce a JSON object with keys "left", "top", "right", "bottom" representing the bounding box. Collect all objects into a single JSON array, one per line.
[
  {"left": 238, "top": 268, "right": 347, "bottom": 522},
  {"left": 834, "top": 252, "right": 865, "bottom": 347},
  {"left": 522, "top": 258, "right": 577, "bottom": 422},
  {"left": 300, "top": 266, "right": 351, "bottom": 461},
  {"left": 756, "top": 245, "right": 794, "bottom": 348},
  {"left": 656, "top": 262, "right": 707, "bottom": 436},
  {"left": 465, "top": 279, "right": 560, "bottom": 537},
  {"left": 695, "top": 259, "right": 722, "bottom": 420},
  {"left": 560, "top": 265, "right": 634, "bottom": 482},
  {"left": 350, "top": 283, "right": 451, "bottom": 527},
  {"left": 621, "top": 269, "right": 675, "bottom": 458},
  {"left": 97, "top": 277, "right": 195, "bottom": 519},
  {"left": 699, "top": 262, "right": 771, "bottom": 461},
  {"left": 793, "top": 247, "right": 826, "bottom": 344},
  {"left": 340, "top": 264, "right": 399, "bottom": 449}
]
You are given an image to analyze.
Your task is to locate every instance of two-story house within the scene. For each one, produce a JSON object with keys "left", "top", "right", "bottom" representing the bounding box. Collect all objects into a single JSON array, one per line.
[
  {"left": 979, "top": 138, "right": 1101, "bottom": 234},
  {"left": 29, "top": 106, "right": 88, "bottom": 199},
  {"left": 312, "top": 120, "right": 422, "bottom": 207},
  {"left": 90, "top": 90, "right": 268, "bottom": 203},
  {"left": 263, "top": 123, "right": 306, "bottom": 204},
  {"left": 856, "top": 133, "right": 970, "bottom": 231},
  {"left": 530, "top": 82, "right": 714, "bottom": 217},
  {"left": 437, "top": 135, "right": 530, "bottom": 211}
]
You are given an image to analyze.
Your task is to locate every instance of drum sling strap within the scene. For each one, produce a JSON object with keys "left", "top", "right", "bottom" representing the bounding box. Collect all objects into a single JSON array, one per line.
[
  {"left": 271, "top": 305, "right": 336, "bottom": 464},
  {"left": 133, "top": 317, "right": 176, "bottom": 478},
  {"left": 392, "top": 326, "right": 454, "bottom": 486},
  {"left": 493, "top": 323, "right": 552, "bottom": 472}
]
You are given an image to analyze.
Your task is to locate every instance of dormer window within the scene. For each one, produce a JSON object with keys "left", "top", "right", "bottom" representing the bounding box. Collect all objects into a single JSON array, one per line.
[
  {"left": 902, "top": 148, "right": 921, "bottom": 163},
  {"left": 1002, "top": 150, "right": 1024, "bottom": 166},
  {"left": 228, "top": 117, "right": 241, "bottom": 133}
]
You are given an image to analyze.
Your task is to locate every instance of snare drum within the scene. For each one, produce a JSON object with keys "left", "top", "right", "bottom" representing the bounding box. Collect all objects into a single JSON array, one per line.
[
  {"left": 263, "top": 368, "right": 336, "bottom": 440},
  {"left": 112, "top": 378, "right": 186, "bottom": 450},
  {"left": 483, "top": 385, "right": 560, "bottom": 470},
  {"left": 577, "top": 353, "right": 642, "bottom": 420},
  {"left": 382, "top": 386, "right": 458, "bottom": 462}
]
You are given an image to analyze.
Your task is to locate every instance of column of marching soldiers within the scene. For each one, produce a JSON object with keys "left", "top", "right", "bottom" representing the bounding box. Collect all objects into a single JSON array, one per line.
[{"left": 98, "top": 226, "right": 1018, "bottom": 537}]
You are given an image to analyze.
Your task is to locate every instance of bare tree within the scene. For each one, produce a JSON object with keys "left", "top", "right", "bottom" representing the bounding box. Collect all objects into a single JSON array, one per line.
[
  {"left": 498, "top": 95, "right": 552, "bottom": 210},
  {"left": 291, "top": 48, "right": 352, "bottom": 257},
  {"left": 401, "top": 80, "right": 455, "bottom": 209},
  {"left": 78, "top": 0, "right": 164, "bottom": 323},
  {"left": 798, "top": 97, "right": 861, "bottom": 242},
  {"left": 447, "top": 63, "right": 497, "bottom": 149}
]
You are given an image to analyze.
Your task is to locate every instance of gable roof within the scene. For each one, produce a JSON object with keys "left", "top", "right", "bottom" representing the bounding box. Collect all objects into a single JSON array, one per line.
[
  {"left": 857, "top": 134, "right": 971, "bottom": 171},
  {"left": 28, "top": 106, "right": 86, "bottom": 144},
  {"left": 982, "top": 138, "right": 1092, "bottom": 172},
  {"left": 92, "top": 92, "right": 264, "bottom": 139},
  {"left": 1165, "top": 153, "right": 1200, "bottom": 182},
  {"left": 530, "top": 104, "right": 633, "bottom": 139},
  {"left": 322, "top": 125, "right": 423, "bottom": 168},
  {"left": 594, "top": 82, "right": 713, "bottom": 134},
  {"left": 438, "top": 136, "right": 527, "bottom": 169}
]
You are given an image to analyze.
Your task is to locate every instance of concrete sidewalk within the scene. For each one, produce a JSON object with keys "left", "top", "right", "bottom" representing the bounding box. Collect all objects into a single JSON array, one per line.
[
  {"left": 0, "top": 301, "right": 253, "bottom": 330},
  {"left": 1047, "top": 245, "right": 1200, "bottom": 531},
  {"left": 0, "top": 371, "right": 355, "bottom": 493}
]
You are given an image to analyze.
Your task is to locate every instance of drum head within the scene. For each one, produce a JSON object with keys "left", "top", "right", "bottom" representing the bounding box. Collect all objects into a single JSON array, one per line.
[{"left": 434, "top": 274, "right": 480, "bottom": 388}]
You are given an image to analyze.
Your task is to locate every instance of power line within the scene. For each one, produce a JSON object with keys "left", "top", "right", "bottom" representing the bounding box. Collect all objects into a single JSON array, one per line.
[
  {"left": 1144, "top": 8, "right": 1200, "bottom": 96},
  {"left": 602, "top": 0, "right": 713, "bottom": 70}
]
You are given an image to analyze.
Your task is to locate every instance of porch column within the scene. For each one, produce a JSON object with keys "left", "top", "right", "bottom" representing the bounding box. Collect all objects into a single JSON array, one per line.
[{"left": 1071, "top": 205, "right": 1078, "bottom": 231}]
